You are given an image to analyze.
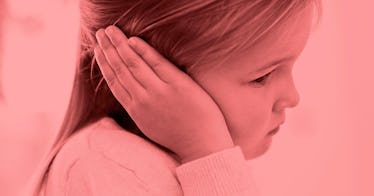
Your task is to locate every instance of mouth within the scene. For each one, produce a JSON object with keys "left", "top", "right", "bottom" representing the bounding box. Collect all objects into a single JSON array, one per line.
[{"left": 267, "top": 126, "right": 280, "bottom": 136}]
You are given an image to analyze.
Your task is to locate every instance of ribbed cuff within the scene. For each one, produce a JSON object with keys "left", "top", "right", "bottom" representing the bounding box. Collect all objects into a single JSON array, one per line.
[{"left": 175, "top": 146, "right": 258, "bottom": 196}]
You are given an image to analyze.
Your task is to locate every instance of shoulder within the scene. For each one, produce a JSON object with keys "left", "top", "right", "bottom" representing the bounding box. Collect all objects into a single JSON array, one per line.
[
  {"left": 86, "top": 117, "right": 180, "bottom": 169},
  {"left": 45, "top": 117, "right": 182, "bottom": 196},
  {"left": 51, "top": 117, "right": 179, "bottom": 169}
]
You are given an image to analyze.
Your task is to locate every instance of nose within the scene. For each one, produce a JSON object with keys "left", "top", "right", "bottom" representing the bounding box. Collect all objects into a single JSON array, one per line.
[{"left": 273, "top": 76, "right": 300, "bottom": 112}]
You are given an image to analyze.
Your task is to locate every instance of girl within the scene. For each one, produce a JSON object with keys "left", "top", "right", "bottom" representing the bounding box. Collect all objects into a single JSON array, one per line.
[{"left": 25, "top": 0, "right": 321, "bottom": 195}]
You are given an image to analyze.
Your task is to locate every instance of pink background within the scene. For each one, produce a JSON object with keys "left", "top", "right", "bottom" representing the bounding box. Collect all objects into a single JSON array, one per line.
[{"left": 0, "top": 1, "right": 373, "bottom": 195}]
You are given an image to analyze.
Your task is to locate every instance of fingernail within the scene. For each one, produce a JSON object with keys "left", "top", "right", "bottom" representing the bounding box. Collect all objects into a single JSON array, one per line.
[
  {"left": 95, "top": 29, "right": 104, "bottom": 42},
  {"left": 128, "top": 37, "right": 136, "bottom": 48},
  {"left": 105, "top": 25, "right": 115, "bottom": 35}
]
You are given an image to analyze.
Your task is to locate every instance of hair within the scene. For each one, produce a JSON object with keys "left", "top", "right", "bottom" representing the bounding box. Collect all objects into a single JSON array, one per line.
[{"left": 25, "top": 0, "right": 322, "bottom": 195}]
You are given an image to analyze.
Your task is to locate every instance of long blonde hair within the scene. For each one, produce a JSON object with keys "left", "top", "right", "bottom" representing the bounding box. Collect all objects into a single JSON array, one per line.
[{"left": 26, "top": 0, "right": 322, "bottom": 195}]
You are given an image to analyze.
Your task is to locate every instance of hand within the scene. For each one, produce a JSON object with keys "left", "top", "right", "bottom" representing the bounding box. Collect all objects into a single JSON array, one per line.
[{"left": 94, "top": 25, "right": 234, "bottom": 163}]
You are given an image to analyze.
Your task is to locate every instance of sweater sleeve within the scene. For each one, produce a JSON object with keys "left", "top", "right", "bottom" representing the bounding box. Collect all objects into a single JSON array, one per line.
[{"left": 175, "top": 146, "right": 261, "bottom": 196}]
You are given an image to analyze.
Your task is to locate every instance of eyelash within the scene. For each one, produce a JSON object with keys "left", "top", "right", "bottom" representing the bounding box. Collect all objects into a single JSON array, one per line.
[{"left": 250, "top": 71, "right": 273, "bottom": 86}]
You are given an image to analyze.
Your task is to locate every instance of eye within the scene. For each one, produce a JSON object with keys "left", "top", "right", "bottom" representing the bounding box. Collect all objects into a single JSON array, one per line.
[{"left": 250, "top": 71, "right": 273, "bottom": 86}]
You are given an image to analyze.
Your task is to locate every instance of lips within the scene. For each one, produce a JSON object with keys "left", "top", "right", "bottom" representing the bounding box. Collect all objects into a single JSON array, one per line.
[
  {"left": 268, "top": 126, "right": 280, "bottom": 136},
  {"left": 268, "top": 119, "right": 285, "bottom": 135}
]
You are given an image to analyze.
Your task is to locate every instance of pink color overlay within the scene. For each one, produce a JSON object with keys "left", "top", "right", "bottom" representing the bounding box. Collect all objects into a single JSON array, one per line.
[{"left": 0, "top": 0, "right": 373, "bottom": 196}]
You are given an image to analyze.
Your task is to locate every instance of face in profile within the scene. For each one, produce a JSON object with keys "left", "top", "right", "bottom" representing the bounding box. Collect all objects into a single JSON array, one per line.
[{"left": 189, "top": 5, "right": 314, "bottom": 160}]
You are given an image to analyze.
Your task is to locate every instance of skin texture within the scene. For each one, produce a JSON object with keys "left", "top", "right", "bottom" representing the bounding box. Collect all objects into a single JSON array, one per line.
[
  {"left": 94, "top": 4, "right": 314, "bottom": 162},
  {"left": 95, "top": 28, "right": 235, "bottom": 163},
  {"left": 188, "top": 5, "right": 314, "bottom": 159}
]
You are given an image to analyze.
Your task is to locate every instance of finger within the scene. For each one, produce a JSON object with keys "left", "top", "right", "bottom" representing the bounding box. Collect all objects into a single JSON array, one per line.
[
  {"left": 94, "top": 46, "right": 132, "bottom": 106},
  {"left": 104, "top": 25, "right": 165, "bottom": 90},
  {"left": 96, "top": 29, "right": 145, "bottom": 98},
  {"left": 127, "top": 36, "right": 189, "bottom": 84}
]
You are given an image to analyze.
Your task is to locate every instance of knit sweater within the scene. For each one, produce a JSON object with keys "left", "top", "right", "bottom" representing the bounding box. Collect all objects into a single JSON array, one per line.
[{"left": 44, "top": 117, "right": 261, "bottom": 196}]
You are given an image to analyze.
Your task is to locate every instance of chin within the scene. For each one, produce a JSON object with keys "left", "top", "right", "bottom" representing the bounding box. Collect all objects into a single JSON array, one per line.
[{"left": 242, "top": 141, "right": 273, "bottom": 160}]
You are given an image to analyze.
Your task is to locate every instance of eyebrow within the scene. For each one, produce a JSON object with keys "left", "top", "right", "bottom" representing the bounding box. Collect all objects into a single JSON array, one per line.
[{"left": 250, "top": 55, "right": 297, "bottom": 74}]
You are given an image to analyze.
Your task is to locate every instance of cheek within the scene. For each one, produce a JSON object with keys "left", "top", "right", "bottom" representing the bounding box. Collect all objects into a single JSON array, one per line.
[
  {"left": 194, "top": 76, "right": 271, "bottom": 133},
  {"left": 218, "top": 94, "right": 269, "bottom": 135}
]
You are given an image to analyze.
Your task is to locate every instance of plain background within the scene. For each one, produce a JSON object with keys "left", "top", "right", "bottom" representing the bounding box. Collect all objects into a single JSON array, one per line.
[{"left": 1, "top": 1, "right": 373, "bottom": 196}]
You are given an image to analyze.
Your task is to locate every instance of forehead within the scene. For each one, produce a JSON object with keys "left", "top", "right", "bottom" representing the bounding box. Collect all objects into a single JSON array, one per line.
[{"left": 220, "top": 5, "right": 314, "bottom": 73}]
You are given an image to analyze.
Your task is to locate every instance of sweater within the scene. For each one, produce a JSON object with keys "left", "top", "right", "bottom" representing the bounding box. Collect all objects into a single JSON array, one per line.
[{"left": 43, "top": 117, "right": 261, "bottom": 196}]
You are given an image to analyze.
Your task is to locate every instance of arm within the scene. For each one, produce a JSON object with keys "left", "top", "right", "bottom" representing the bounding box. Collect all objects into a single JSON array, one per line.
[
  {"left": 94, "top": 26, "right": 261, "bottom": 196},
  {"left": 176, "top": 146, "right": 261, "bottom": 196},
  {"left": 64, "top": 146, "right": 261, "bottom": 196}
]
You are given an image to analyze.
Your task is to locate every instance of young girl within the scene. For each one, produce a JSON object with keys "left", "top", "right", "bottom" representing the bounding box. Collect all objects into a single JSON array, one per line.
[{"left": 25, "top": 0, "right": 321, "bottom": 195}]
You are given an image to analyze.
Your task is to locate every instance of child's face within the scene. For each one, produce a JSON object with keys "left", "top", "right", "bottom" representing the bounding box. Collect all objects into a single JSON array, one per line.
[{"left": 189, "top": 5, "right": 313, "bottom": 160}]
